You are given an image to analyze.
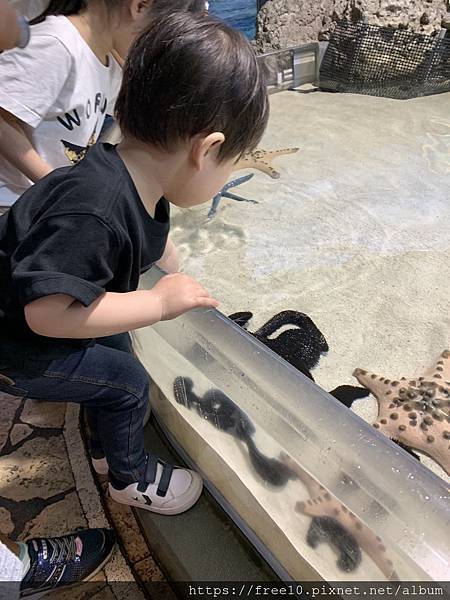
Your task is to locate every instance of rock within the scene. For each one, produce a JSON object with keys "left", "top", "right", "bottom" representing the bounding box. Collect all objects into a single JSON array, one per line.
[
  {"left": 255, "top": 0, "right": 448, "bottom": 53},
  {"left": 64, "top": 404, "right": 110, "bottom": 528},
  {"left": 104, "top": 497, "right": 150, "bottom": 564},
  {"left": 0, "top": 507, "right": 14, "bottom": 536},
  {"left": 21, "top": 399, "right": 66, "bottom": 429},
  {"left": 105, "top": 551, "right": 143, "bottom": 585},
  {"left": 133, "top": 557, "right": 165, "bottom": 582},
  {"left": 0, "top": 393, "right": 22, "bottom": 452},
  {"left": 19, "top": 492, "right": 87, "bottom": 540},
  {"left": 10, "top": 424, "right": 33, "bottom": 446},
  {"left": 0, "top": 436, "right": 74, "bottom": 501}
]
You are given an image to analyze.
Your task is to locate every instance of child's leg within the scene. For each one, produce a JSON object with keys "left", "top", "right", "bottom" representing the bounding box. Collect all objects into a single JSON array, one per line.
[
  {"left": 0, "top": 341, "right": 147, "bottom": 483},
  {"left": 0, "top": 342, "right": 202, "bottom": 514},
  {"left": 84, "top": 333, "right": 134, "bottom": 462}
]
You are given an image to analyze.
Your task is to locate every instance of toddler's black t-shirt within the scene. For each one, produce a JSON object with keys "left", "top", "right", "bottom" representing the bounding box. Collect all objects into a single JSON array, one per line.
[{"left": 0, "top": 143, "right": 170, "bottom": 360}]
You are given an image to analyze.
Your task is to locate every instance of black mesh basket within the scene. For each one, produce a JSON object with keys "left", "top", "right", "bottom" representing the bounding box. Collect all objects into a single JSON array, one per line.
[{"left": 320, "top": 20, "right": 450, "bottom": 99}]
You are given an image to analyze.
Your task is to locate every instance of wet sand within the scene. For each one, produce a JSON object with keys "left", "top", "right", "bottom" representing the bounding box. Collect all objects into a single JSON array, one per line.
[{"left": 170, "top": 89, "right": 450, "bottom": 482}]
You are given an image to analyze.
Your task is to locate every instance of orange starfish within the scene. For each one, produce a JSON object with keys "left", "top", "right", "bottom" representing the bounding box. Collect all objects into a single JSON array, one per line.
[
  {"left": 280, "top": 452, "right": 397, "bottom": 580},
  {"left": 234, "top": 147, "right": 299, "bottom": 179},
  {"left": 353, "top": 350, "right": 450, "bottom": 477}
]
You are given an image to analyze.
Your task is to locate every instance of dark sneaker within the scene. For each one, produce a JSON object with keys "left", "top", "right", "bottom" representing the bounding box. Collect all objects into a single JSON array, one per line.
[{"left": 20, "top": 528, "right": 116, "bottom": 598}]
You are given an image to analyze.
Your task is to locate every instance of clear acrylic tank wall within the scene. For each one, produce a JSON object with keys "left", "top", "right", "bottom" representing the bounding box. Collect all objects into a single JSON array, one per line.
[{"left": 133, "top": 268, "right": 450, "bottom": 582}]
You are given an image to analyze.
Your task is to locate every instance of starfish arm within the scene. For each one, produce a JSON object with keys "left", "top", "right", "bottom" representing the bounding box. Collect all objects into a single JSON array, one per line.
[
  {"left": 295, "top": 499, "right": 396, "bottom": 578},
  {"left": 279, "top": 452, "right": 324, "bottom": 498},
  {"left": 353, "top": 368, "right": 389, "bottom": 398},
  {"left": 264, "top": 148, "right": 300, "bottom": 159},
  {"left": 220, "top": 182, "right": 236, "bottom": 194},
  {"left": 218, "top": 173, "right": 255, "bottom": 194},
  {"left": 222, "top": 191, "right": 257, "bottom": 204},
  {"left": 234, "top": 159, "right": 281, "bottom": 179},
  {"left": 223, "top": 173, "right": 254, "bottom": 189},
  {"left": 207, "top": 194, "right": 222, "bottom": 218},
  {"left": 422, "top": 350, "right": 450, "bottom": 381},
  {"left": 234, "top": 147, "right": 300, "bottom": 178},
  {"left": 208, "top": 173, "right": 256, "bottom": 216}
]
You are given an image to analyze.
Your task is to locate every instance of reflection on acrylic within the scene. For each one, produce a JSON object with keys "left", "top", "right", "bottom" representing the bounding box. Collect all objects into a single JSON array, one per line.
[
  {"left": 280, "top": 453, "right": 398, "bottom": 579},
  {"left": 173, "top": 375, "right": 399, "bottom": 578},
  {"left": 167, "top": 309, "right": 414, "bottom": 578},
  {"left": 173, "top": 376, "right": 297, "bottom": 487},
  {"left": 134, "top": 311, "right": 449, "bottom": 581}
]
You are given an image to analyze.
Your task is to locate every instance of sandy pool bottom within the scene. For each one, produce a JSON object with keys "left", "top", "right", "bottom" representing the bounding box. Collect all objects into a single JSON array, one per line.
[{"left": 169, "top": 90, "right": 450, "bottom": 483}]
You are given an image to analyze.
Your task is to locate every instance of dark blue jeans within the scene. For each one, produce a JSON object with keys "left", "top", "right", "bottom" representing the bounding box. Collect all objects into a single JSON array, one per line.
[{"left": 0, "top": 334, "right": 148, "bottom": 484}]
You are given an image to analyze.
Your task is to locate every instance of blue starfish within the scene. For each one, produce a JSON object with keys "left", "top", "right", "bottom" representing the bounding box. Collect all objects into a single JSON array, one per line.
[{"left": 208, "top": 174, "right": 257, "bottom": 218}]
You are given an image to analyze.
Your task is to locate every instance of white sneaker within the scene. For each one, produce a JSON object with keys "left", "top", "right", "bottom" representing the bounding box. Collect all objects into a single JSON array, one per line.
[{"left": 109, "top": 456, "right": 203, "bottom": 515}]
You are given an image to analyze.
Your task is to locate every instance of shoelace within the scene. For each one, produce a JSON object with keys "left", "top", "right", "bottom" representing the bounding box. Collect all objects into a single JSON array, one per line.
[
  {"left": 46, "top": 536, "right": 78, "bottom": 565},
  {"left": 21, "top": 535, "right": 79, "bottom": 592}
]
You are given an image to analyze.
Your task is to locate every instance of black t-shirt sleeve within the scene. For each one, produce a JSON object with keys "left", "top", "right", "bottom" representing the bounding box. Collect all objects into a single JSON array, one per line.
[{"left": 11, "top": 214, "right": 119, "bottom": 307}]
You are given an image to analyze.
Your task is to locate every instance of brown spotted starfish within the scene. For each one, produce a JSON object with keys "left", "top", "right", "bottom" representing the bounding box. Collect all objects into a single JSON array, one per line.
[
  {"left": 234, "top": 147, "right": 299, "bottom": 179},
  {"left": 353, "top": 350, "right": 450, "bottom": 477},
  {"left": 280, "top": 452, "right": 398, "bottom": 580}
]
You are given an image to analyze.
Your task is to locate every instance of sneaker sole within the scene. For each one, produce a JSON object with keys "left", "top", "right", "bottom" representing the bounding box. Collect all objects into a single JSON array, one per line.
[
  {"left": 20, "top": 541, "right": 116, "bottom": 599},
  {"left": 109, "top": 475, "right": 203, "bottom": 515}
]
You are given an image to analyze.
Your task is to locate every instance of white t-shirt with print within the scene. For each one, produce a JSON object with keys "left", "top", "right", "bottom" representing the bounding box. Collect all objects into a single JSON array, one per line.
[{"left": 0, "top": 15, "right": 122, "bottom": 205}]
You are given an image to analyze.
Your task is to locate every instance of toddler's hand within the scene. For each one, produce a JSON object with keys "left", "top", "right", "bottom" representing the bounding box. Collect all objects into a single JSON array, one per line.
[{"left": 152, "top": 273, "right": 219, "bottom": 321}]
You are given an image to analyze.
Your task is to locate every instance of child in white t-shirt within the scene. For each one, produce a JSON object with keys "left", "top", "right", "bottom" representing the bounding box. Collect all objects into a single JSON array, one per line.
[{"left": 0, "top": 0, "right": 150, "bottom": 206}]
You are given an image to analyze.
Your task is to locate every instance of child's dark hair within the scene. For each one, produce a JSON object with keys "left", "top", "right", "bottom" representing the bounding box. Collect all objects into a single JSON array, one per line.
[
  {"left": 116, "top": 12, "right": 269, "bottom": 161},
  {"left": 30, "top": 0, "right": 206, "bottom": 25}
]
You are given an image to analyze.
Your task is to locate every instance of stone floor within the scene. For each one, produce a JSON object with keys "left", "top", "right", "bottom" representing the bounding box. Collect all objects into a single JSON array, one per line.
[{"left": 0, "top": 393, "right": 165, "bottom": 599}]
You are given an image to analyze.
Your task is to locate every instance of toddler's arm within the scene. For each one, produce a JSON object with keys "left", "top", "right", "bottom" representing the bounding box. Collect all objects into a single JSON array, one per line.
[
  {"left": 0, "top": 31, "right": 73, "bottom": 182},
  {"left": 24, "top": 273, "right": 219, "bottom": 339},
  {"left": 0, "top": 108, "right": 53, "bottom": 182}
]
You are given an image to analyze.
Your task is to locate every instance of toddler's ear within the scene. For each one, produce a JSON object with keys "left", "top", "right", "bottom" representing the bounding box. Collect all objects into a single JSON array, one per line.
[{"left": 191, "top": 132, "right": 225, "bottom": 170}]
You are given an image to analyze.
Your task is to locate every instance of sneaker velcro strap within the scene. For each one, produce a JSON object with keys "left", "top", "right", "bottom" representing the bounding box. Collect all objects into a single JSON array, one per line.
[
  {"left": 156, "top": 463, "right": 174, "bottom": 497},
  {"left": 137, "top": 454, "right": 159, "bottom": 492}
]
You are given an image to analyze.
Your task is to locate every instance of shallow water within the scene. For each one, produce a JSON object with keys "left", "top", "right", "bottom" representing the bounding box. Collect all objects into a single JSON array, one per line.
[
  {"left": 208, "top": 0, "right": 257, "bottom": 38},
  {"left": 170, "top": 90, "right": 450, "bottom": 482}
]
